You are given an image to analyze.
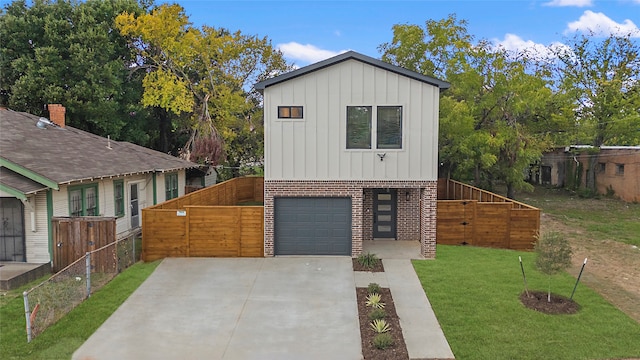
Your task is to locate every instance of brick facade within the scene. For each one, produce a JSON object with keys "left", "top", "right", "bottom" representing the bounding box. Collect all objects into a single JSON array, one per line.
[{"left": 264, "top": 180, "right": 437, "bottom": 258}]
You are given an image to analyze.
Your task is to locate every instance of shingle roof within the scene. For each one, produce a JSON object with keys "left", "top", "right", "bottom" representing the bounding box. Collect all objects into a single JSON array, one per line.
[
  {"left": 0, "top": 166, "right": 49, "bottom": 195},
  {"left": 254, "top": 51, "right": 450, "bottom": 92},
  {"left": 0, "top": 109, "right": 199, "bottom": 189}
]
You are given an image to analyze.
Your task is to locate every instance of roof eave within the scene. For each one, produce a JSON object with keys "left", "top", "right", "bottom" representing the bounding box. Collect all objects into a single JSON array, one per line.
[
  {"left": 0, "top": 158, "right": 59, "bottom": 190},
  {"left": 254, "top": 51, "right": 450, "bottom": 91}
]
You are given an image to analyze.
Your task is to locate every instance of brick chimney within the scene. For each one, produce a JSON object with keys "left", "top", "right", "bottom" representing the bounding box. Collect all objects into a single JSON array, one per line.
[{"left": 48, "top": 104, "right": 66, "bottom": 128}]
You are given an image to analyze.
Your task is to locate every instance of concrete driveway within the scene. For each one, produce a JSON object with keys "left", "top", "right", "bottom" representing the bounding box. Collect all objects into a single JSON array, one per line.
[{"left": 73, "top": 257, "right": 362, "bottom": 360}]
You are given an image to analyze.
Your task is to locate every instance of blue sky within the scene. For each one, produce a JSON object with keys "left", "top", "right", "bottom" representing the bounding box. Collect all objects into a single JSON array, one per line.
[{"left": 177, "top": 0, "right": 640, "bottom": 67}]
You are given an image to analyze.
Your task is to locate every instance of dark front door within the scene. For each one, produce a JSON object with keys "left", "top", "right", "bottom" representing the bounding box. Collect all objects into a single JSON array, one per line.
[
  {"left": 0, "top": 198, "right": 26, "bottom": 261},
  {"left": 373, "top": 189, "right": 397, "bottom": 239}
]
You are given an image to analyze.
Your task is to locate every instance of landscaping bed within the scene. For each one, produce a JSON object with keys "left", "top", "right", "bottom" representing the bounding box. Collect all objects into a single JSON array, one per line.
[
  {"left": 353, "top": 254, "right": 408, "bottom": 360},
  {"left": 355, "top": 287, "right": 408, "bottom": 360}
]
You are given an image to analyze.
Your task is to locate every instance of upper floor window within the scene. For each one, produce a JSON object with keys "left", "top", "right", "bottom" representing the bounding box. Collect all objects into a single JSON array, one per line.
[
  {"left": 165, "top": 173, "right": 179, "bottom": 200},
  {"left": 346, "top": 106, "right": 372, "bottom": 149},
  {"left": 616, "top": 164, "right": 624, "bottom": 176},
  {"left": 377, "top": 106, "right": 403, "bottom": 149},
  {"left": 114, "top": 180, "right": 124, "bottom": 217},
  {"left": 346, "top": 105, "right": 402, "bottom": 149},
  {"left": 69, "top": 184, "right": 98, "bottom": 216},
  {"left": 278, "top": 106, "right": 303, "bottom": 119}
]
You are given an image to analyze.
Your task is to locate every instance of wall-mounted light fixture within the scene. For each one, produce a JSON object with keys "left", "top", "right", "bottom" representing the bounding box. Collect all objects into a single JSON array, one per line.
[
  {"left": 377, "top": 153, "right": 386, "bottom": 161},
  {"left": 406, "top": 190, "right": 410, "bottom": 201}
]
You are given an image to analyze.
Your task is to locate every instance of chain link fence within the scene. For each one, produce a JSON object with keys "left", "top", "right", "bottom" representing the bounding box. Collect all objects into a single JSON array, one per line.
[{"left": 23, "top": 230, "right": 142, "bottom": 342}]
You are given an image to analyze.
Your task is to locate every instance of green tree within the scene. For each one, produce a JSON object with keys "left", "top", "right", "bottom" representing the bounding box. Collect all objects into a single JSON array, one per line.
[
  {"left": 115, "top": 4, "right": 292, "bottom": 169},
  {"left": 535, "top": 232, "right": 573, "bottom": 302},
  {"left": 0, "top": 0, "right": 152, "bottom": 143},
  {"left": 380, "top": 16, "right": 556, "bottom": 198},
  {"left": 553, "top": 34, "right": 640, "bottom": 191}
]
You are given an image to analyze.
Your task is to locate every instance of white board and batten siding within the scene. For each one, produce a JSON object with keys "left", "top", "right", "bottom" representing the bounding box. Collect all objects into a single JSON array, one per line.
[{"left": 264, "top": 59, "right": 440, "bottom": 181}]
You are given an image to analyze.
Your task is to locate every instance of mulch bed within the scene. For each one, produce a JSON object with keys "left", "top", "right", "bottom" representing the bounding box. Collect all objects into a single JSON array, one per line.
[
  {"left": 520, "top": 290, "right": 580, "bottom": 315},
  {"left": 352, "top": 258, "right": 385, "bottom": 272},
  {"left": 356, "top": 287, "right": 409, "bottom": 360}
]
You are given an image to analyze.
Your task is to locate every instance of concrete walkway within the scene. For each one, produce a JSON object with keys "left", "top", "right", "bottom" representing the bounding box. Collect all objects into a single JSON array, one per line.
[
  {"left": 355, "top": 260, "right": 454, "bottom": 360},
  {"left": 357, "top": 240, "right": 455, "bottom": 360}
]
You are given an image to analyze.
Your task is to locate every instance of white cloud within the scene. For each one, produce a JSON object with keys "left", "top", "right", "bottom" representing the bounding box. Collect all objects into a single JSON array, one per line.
[
  {"left": 277, "top": 42, "right": 349, "bottom": 65},
  {"left": 565, "top": 10, "right": 640, "bottom": 37},
  {"left": 543, "top": 0, "right": 592, "bottom": 7},
  {"left": 493, "top": 33, "right": 571, "bottom": 61}
]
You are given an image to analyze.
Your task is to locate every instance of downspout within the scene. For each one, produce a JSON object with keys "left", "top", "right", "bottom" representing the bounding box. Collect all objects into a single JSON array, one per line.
[{"left": 46, "top": 189, "right": 53, "bottom": 263}]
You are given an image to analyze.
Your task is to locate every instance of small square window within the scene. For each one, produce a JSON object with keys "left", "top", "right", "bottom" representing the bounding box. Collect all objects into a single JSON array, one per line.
[
  {"left": 278, "top": 106, "right": 303, "bottom": 119},
  {"left": 598, "top": 163, "right": 606, "bottom": 173},
  {"left": 616, "top": 164, "right": 624, "bottom": 175}
]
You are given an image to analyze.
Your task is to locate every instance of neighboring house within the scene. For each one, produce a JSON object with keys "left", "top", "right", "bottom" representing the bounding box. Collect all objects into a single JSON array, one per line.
[
  {"left": 255, "top": 51, "right": 450, "bottom": 258},
  {"left": 536, "top": 145, "right": 640, "bottom": 202},
  {"left": 0, "top": 104, "right": 199, "bottom": 264}
]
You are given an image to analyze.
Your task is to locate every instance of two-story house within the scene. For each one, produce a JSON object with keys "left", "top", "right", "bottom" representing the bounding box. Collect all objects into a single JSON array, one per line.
[{"left": 255, "top": 51, "right": 449, "bottom": 258}]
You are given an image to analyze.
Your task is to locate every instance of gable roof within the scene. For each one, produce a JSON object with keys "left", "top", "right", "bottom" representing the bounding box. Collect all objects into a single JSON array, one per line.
[
  {"left": 254, "top": 51, "right": 450, "bottom": 92},
  {"left": 0, "top": 108, "right": 199, "bottom": 197}
]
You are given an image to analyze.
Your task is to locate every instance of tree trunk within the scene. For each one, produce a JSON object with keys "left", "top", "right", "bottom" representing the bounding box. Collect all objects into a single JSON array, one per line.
[
  {"left": 156, "top": 107, "right": 170, "bottom": 153},
  {"left": 585, "top": 156, "right": 597, "bottom": 192},
  {"left": 506, "top": 182, "right": 515, "bottom": 200}
]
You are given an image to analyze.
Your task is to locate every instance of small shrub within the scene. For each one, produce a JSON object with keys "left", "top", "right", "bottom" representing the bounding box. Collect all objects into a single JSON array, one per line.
[
  {"left": 370, "top": 319, "right": 391, "bottom": 333},
  {"left": 368, "top": 308, "right": 387, "bottom": 321},
  {"left": 357, "top": 252, "right": 379, "bottom": 269},
  {"left": 367, "top": 282, "right": 381, "bottom": 294},
  {"left": 365, "top": 293, "right": 385, "bottom": 309},
  {"left": 373, "top": 333, "right": 394, "bottom": 349}
]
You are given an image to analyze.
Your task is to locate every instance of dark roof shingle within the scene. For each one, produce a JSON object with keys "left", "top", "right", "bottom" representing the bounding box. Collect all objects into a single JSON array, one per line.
[{"left": 0, "top": 109, "right": 199, "bottom": 187}]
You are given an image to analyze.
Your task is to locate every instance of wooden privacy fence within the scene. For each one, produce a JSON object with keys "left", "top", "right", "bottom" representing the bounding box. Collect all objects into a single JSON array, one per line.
[
  {"left": 142, "top": 177, "right": 264, "bottom": 261},
  {"left": 436, "top": 179, "right": 540, "bottom": 250},
  {"left": 51, "top": 217, "right": 116, "bottom": 272}
]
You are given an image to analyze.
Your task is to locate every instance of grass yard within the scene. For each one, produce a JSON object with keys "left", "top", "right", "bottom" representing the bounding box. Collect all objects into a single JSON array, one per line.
[
  {"left": 0, "top": 260, "right": 160, "bottom": 360},
  {"left": 413, "top": 245, "right": 640, "bottom": 360},
  {"left": 518, "top": 186, "right": 640, "bottom": 247}
]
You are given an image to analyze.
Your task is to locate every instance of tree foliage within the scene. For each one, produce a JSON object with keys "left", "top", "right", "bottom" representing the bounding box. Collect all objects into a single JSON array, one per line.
[
  {"left": 553, "top": 34, "right": 640, "bottom": 147},
  {"left": 115, "top": 4, "right": 292, "bottom": 166},
  {"left": 535, "top": 231, "right": 573, "bottom": 302},
  {"left": 0, "top": 0, "right": 152, "bottom": 143},
  {"left": 380, "top": 15, "right": 555, "bottom": 198}
]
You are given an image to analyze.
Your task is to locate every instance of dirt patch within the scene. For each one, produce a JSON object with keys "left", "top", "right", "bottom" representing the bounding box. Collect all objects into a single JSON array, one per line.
[
  {"left": 520, "top": 290, "right": 580, "bottom": 315},
  {"left": 541, "top": 213, "right": 640, "bottom": 323},
  {"left": 352, "top": 258, "right": 385, "bottom": 272},
  {"left": 356, "top": 287, "right": 409, "bottom": 360}
]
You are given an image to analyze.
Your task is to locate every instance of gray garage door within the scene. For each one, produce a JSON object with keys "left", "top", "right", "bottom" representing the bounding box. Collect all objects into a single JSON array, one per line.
[{"left": 274, "top": 197, "right": 352, "bottom": 255}]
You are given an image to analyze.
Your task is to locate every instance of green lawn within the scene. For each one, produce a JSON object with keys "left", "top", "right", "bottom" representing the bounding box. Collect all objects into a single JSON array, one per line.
[
  {"left": 518, "top": 187, "right": 640, "bottom": 246},
  {"left": 414, "top": 245, "right": 640, "bottom": 360},
  {"left": 0, "top": 260, "right": 160, "bottom": 360}
]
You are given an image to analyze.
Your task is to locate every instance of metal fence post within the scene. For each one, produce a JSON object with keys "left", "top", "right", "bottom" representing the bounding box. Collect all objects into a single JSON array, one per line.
[
  {"left": 23, "top": 291, "right": 32, "bottom": 343},
  {"left": 86, "top": 252, "right": 91, "bottom": 298},
  {"left": 132, "top": 234, "right": 136, "bottom": 262}
]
